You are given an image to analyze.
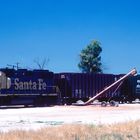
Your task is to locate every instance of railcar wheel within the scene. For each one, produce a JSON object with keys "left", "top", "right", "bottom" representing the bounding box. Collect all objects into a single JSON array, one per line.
[
  {"left": 101, "top": 101, "right": 107, "bottom": 107},
  {"left": 109, "top": 100, "right": 116, "bottom": 106}
]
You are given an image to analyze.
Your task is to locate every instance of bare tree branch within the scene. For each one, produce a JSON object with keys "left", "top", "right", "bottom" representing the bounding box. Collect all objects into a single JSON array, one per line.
[{"left": 34, "top": 58, "right": 50, "bottom": 70}]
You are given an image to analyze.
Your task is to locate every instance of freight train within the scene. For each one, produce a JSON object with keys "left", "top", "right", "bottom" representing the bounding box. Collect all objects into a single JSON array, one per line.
[{"left": 0, "top": 68, "right": 139, "bottom": 106}]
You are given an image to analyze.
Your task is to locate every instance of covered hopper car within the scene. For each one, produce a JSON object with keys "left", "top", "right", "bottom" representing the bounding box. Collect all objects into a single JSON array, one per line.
[{"left": 54, "top": 73, "right": 124, "bottom": 104}]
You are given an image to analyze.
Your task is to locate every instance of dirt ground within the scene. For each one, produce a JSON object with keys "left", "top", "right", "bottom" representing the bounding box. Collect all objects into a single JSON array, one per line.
[{"left": 0, "top": 104, "right": 140, "bottom": 132}]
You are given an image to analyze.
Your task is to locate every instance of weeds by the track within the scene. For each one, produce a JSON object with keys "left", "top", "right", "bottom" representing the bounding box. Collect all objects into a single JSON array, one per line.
[{"left": 0, "top": 120, "right": 140, "bottom": 140}]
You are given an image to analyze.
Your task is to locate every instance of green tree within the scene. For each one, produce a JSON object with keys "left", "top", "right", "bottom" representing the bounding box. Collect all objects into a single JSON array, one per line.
[{"left": 78, "top": 40, "right": 102, "bottom": 73}]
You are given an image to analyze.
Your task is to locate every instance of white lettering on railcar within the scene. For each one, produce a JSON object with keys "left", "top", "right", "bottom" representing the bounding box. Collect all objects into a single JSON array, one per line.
[{"left": 14, "top": 78, "right": 47, "bottom": 90}]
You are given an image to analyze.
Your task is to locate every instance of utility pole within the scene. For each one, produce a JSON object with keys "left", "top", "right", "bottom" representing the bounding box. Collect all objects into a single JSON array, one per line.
[
  {"left": 7, "top": 62, "right": 20, "bottom": 69},
  {"left": 16, "top": 62, "right": 20, "bottom": 69}
]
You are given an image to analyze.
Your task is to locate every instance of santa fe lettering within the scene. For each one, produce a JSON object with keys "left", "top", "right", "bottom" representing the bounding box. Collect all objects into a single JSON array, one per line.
[{"left": 14, "top": 78, "right": 47, "bottom": 90}]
